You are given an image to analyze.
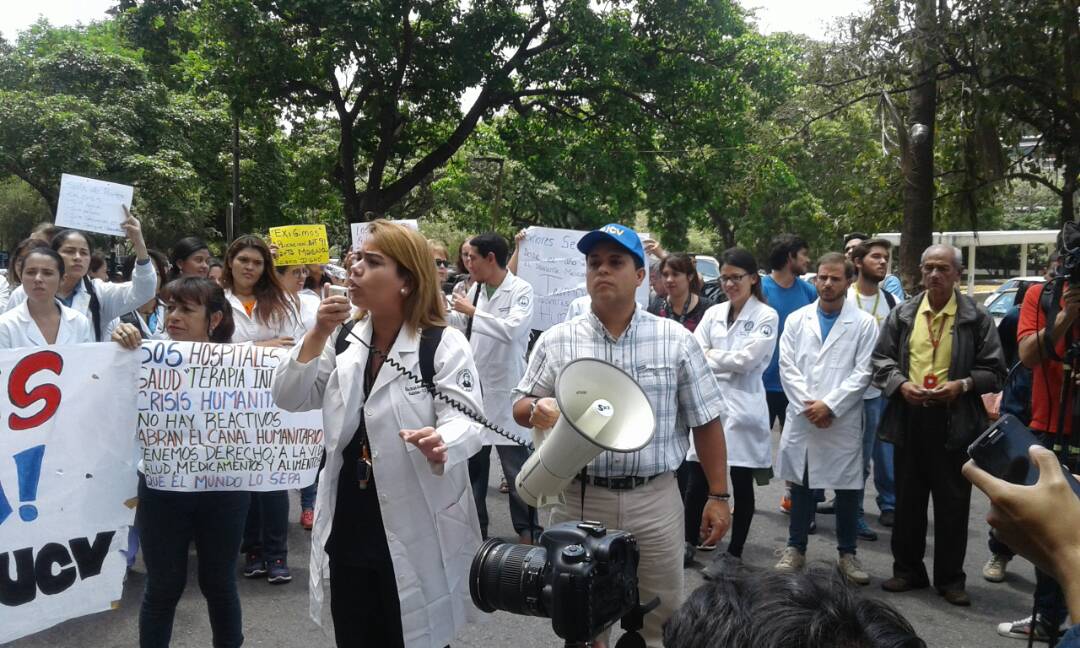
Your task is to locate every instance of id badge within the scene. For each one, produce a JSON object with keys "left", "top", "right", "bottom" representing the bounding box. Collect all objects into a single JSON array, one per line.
[{"left": 923, "top": 374, "right": 938, "bottom": 389}]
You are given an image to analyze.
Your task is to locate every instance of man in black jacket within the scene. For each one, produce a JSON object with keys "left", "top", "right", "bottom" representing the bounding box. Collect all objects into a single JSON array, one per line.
[{"left": 871, "top": 244, "right": 1006, "bottom": 606}]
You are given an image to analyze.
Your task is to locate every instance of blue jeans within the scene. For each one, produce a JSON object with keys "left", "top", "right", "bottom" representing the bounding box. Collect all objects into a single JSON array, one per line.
[
  {"left": 300, "top": 482, "right": 317, "bottom": 511},
  {"left": 468, "top": 445, "right": 538, "bottom": 537},
  {"left": 136, "top": 475, "right": 250, "bottom": 648},
  {"left": 861, "top": 397, "right": 896, "bottom": 515},
  {"left": 789, "top": 472, "right": 859, "bottom": 555},
  {"left": 241, "top": 491, "right": 289, "bottom": 563}
]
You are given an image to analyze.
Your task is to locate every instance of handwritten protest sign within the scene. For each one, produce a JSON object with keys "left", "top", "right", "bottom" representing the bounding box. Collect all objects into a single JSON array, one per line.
[
  {"left": 0, "top": 345, "right": 140, "bottom": 643},
  {"left": 137, "top": 341, "right": 323, "bottom": 492},
  {"left": 351, "top": 219, "right": 419, "bottom": 251},
  {"left": 269, "top": 224, "right": 330, "bottom": 266},
  {"left": 517, "top": 227, "right": 650, "bottom": 329},
  {"left": 55, "top": 174, "right": 134, "bottom": 237}
]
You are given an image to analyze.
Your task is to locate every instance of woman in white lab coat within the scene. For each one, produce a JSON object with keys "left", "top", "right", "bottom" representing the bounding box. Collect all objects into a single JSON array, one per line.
[
  {"left": 106, "top": 251, "right": 170, "bottom": 341},
  {"left": 692, "top": 248, "right": 778, "bottom": 565},
  {"left": 0, "top": 248, "right": 93, "bottom": 348},
  {"left": 272, "top": 220, "right": 483, "bottom": 648},
  {"left": 221, "top": 235, "right": 304, "bottom": 584},
  {"left": 3, "top": 210, "right": 158, "bottom": 340}
]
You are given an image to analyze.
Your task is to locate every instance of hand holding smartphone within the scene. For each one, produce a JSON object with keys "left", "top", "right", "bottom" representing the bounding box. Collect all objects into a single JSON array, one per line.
[{"left": 967, "top": 414, "right": 1080, "bottom": 498}]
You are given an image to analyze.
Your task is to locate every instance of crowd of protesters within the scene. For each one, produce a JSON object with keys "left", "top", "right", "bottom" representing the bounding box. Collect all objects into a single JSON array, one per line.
[{"left": 3, "top": 215, "right": 1080, "bottom": 648}]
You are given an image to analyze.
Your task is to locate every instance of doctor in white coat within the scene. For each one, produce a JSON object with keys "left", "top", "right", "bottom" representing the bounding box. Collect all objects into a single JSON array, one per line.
[
  {"left": 449, "top": 232, "right": 538, "bottom": 542},
  {"left": 775, "top": 252, "right": 878, "bottom": 584},
  {"left": 693, "top": 248, "right": 778, "bottom": 568},
  {"left": 273, "top": 220, "right": 483, "bottom": 648},
  {"left": 0, "top": 248, "right": 93, "bottom": 348}
]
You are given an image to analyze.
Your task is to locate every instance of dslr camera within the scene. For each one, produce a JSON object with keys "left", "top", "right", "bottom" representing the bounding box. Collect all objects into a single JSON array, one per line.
[
  {"left": 1056, "top": 220, "right": 1080, "bottom": 284},
  {"left": 470, "top": 521, "right": 642, "bottom": 645}
]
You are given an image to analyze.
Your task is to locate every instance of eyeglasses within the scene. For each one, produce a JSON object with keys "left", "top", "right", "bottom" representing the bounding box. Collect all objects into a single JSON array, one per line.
[
  {"left": 719, "top": 273, "right": 749, "bottom": 284},
  {"left": 435, "top": 259, "right": 449, "bottom": 268}
]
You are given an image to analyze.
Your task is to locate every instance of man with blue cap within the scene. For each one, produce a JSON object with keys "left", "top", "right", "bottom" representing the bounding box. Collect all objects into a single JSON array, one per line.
[{"left": 512, "top": 223, "right": 731, "bottom": 648}]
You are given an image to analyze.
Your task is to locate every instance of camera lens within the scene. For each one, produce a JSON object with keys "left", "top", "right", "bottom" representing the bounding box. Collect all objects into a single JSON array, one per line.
[{"left": 469, "top": 537, "right": 548, "bottom": 617}]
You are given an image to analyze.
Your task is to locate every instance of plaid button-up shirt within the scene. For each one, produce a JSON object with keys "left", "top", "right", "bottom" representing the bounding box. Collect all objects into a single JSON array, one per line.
[{"left": 514, "top": 304, "right": 724, "bottom": 478}]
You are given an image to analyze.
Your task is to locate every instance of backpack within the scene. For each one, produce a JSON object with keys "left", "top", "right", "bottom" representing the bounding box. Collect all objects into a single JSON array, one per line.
[{"left": 334, "top": 321, "right": 445, "bottom": 395}]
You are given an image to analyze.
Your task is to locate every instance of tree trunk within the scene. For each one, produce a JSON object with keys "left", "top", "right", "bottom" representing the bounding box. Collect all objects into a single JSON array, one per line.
[
  {"left": 1061, "top": 0, "right": 1079, "bottom": 224},
  {"left": 337, "top": 117, "right": 364, "bottom": 223},
  {"left": 1063, "top": 153, "right": 1079, "bottom": 224},
  {"left": 230, "top": 110, "right": 240, "bottom": 242},
  {"left": 899, "top": 0, "right": 939, "bottom": 293},
  {"left": 706, "top": 206, "right": 738, "bottom": 251}
]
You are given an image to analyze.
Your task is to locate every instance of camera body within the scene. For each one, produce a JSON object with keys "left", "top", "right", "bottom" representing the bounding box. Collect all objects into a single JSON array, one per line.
[{"left": 470, "top": 521, "right": 640, "bottom": 643}]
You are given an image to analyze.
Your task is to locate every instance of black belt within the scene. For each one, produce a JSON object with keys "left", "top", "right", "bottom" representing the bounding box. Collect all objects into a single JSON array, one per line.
[{"left": 573, "top": 472, "right": 665, "bottom": 491}]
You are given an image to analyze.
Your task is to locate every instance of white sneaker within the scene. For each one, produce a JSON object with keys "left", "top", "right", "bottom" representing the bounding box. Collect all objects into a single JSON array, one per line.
[
  {"left": 774, "top": 547, "right": 806, "bottom": 573},
  {"left": 982, "top": 553, "right": 1011, "bottom": 583},
  {"left": 838, "top": 553, "right": 870, "bottom": 585}
]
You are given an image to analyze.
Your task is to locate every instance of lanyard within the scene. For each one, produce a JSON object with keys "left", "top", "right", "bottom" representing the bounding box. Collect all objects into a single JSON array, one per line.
[
  {"left": 665, "top": 293, "right": 694, "bottom": 324},
  {"left": 854, "top": 290, "right": 882, "bottom": 324},
  {"left": 925, "top": 311, "right": 950, "bottom": 368}
]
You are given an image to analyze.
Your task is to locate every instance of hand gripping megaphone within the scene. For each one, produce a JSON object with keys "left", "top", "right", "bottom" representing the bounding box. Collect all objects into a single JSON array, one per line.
[{"left": 515, "top": 358, "right": 656, "bottom": 509}]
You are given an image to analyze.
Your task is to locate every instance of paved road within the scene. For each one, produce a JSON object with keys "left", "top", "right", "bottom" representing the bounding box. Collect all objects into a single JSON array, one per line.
[{"left": 7, "top": 442, "right": 1054, "bottom": 648}]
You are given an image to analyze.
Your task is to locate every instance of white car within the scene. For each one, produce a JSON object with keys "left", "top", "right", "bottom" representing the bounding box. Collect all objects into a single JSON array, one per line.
[
  {"left": 986, "top": 278, "right": 1045, "bottom": 325},
  {"left": 983, "top": 276, "right": 1045, "bottom": 307}
]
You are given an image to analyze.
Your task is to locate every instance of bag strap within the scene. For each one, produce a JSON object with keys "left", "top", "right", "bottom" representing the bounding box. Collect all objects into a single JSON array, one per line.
[
  {"left": 883, "top": 289, "right": 897, "bottom": 310},
  {"left": 334, "top": 319, "right": 358, "bottom": 355},
  {"left": 419, "top": 326, "right": 446, "bottom": 395}
]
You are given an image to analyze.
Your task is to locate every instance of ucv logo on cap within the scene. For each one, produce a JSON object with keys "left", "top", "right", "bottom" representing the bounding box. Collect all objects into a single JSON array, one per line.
[{"left": 601, "top": 225, "right": 626, "bottom": 236}]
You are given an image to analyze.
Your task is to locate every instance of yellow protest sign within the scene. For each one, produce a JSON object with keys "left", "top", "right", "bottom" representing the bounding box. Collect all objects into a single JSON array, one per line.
[{"left": 269, "top": 225, "right": 330, "bottom": 266}]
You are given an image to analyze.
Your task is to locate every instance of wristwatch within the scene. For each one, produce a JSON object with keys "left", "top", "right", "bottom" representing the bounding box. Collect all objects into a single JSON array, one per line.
[{"left": 961, "top": 377, "right": 974, "bottom": 393}]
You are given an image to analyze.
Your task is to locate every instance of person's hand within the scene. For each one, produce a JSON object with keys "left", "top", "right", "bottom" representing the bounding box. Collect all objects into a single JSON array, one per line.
[
  {"left": 400, "top": 427, "right": 447, "bottom": 464},
  {"left": 963, "top": 445, "right": 1080, "bottom": 585},
  {"left": 700, "top": 499, "right": 732, "bottom": 546},
  {"left": 528, "top": 397, "right": 560, "bottom": 429},
  {"left": 642, "top": 239, "right": 665, "bottom": 259},
  {"left": 515, "top": 228, "right": 528, "bottom": 243},
  {"left": 928, "top": 380, "right": 965, "bottom": 404},
  {"left": 452, "top": 293, "right": 477, "bottom": 317},
  {"left": 313, "top": 295, "right": 352, "bottom": 338},
  {"left": 121, "top": 206, "right": 148, "bottom": 259},
  {"left": 1061, "top": 284, "right": 1080, "bottom": 322},
  {"left": 255, "top": 337, "right": 296, "bottom": 348},
  {"left": 802, "top": 400, "right": 833, "bottom": 427},
  {"left": 111, "top": 322, "right": 143, "bottom": 350},
  {"left": 900, "top": 381, "right": 931, "bottom": 406}
]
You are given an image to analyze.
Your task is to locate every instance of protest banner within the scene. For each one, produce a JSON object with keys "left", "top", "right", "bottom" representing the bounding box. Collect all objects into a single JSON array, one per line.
[
  {"left": 137, "top": 341, "right": 323, "bottom": 492},
  {"left": 269, "top": 224, "right": 330, "bottom": 266},
  {"left": 516, "top": 226, "right": 650, "bottom": 329},
  {"left": 55, "top": 174, "right": 134, "bottom": 237},
  {"left": 0, "top": 345, "right": 140, "bottom": 643},
  {"left": 351, "top": 219, "right": 419, "bottom": 251}
]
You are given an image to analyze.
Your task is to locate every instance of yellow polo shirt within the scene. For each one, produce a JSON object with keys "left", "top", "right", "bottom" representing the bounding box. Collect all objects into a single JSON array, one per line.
[{"left": 908, "top": 291, "right": 956, "bottom": 387}]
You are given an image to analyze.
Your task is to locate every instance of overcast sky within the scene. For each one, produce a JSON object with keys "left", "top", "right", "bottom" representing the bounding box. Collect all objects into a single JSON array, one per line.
[{"left": 0, "top": 0, "right": 869, "bottom": 43}]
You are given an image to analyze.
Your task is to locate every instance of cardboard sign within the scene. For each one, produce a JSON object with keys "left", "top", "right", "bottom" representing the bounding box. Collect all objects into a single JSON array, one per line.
[
  {"left": 516, "top": 227, "right": 650, "bottom": 329},
  {"left": 55, "top": 174, "right": 134, "bottom": 237},
  {"left": 269, "top": 225, "right": 330, "bottom": 266},
  {"left": 351, "top": 219, "right": 419, "bottom": 252},
  {"left": 0, "top": 345, "right": 140, "bottom": 643},
  {"left": 137, "top": 341, "right": 323, "bottom": 492}
]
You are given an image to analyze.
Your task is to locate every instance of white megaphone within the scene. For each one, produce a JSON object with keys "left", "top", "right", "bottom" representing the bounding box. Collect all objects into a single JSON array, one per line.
[{"left": 515, "top": 358, "right": 656, "bottom": 509}]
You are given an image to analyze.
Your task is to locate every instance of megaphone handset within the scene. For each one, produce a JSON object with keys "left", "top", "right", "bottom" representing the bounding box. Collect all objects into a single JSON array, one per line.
[{"left": 343, "top": 325, "right": 535, "bottom": 451}]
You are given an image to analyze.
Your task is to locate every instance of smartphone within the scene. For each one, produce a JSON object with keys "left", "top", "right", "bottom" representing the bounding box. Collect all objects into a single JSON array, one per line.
[
  {"left": 968, "top": 414, "right": 1080, "bottom": 498},
  {"left": 326, "top": 285, "right": 349, "bottom": 299}
]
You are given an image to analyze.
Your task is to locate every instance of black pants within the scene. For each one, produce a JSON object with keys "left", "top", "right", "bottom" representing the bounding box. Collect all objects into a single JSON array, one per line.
[
  {"left": 892, "top": 407, "right": 972, "bottom": 590},
  {"left": 680, "top": 462, "right": 755, "bottom": 557},
  {"left": 329, "top": 559, "right": 405, "bottom": 648},
  {"left": 766, "top": 391, "right": 788, "bottom": 429},
  {"left": 241, "top": 490, "right": 289, "bottom": 563},
  {"left": 136, "top": 475, "right": 250, "bottom": 648},
  {"left": 468, "top": 445, "right": 538, "bottom": 538}
]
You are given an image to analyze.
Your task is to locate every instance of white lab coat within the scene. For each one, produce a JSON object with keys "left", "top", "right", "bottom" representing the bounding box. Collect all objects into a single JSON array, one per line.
[
  {"left": 4, "top": 260, "right": 158, "bottom": 340},
  {"left": 225, "top": 290, "right": 305, "bottom": 344},
  {"left": 271, "top": 320, "right": 484, "bottom": 647},
  {"left": 105, "top": 302, "right": 168, "bottom": 341},
  {"left": 693, "top": 296, "right": 778, "bottom": 468},
  {"left": 296, "top": 290, "right": 321, "bottom": 333},
  {"left": 0, "top": 280, "right": 9, "bottom": 312},
  {"left": 448, "top": 271, "right": 533, "bottom": 445},
  {"left": 0, "top": 301, "right": 94, "bottom": 348},
  {"left": 777, "top": 300, "right": 878, "bottom": 490}
]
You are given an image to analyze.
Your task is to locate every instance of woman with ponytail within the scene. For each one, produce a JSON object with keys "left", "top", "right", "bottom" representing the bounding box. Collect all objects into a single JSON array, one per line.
[{"left": 2, "top": 207, "right": 157, "bottom": 341}]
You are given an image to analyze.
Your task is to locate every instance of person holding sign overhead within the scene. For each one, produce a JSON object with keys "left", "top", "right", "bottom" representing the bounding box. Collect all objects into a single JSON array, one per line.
[
  {"left": 113, "top": 277, "right": 251, "bottom": 648},
  {"left": 221, "top": 235, "right": 304, "bottom": 584},
  {"left": 3, "top": 208, "right": 158, "bottom": 341},
  {"left": 0, "top": 247, "right": 94, "bottom": 348},
  {"left": 272, "top": 219, "right": 484, "bottom": 648}
]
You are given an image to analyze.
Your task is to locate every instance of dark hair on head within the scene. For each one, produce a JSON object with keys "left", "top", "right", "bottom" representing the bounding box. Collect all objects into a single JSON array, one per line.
[
  {"left": 659, "top": 254, "right": 702, "bottom": 294},
  {"left": 89, "top": 253, "right": 107, "bottom": 275},
  {"left": 767, "top": 233, "right": 809, "bottom": 272},
  {"left": 209, "top": 258, "right": 223, "bottom": 271},
  {"left": 303, "top": 264, "right": 331, "bottom": 291},
  {"left": 849, "top": 238, "right": 893, "bottom": 267},
  {"left": 9, "top": 238, "right": 50, "bottom": 284},
  {"left": 22, "top": 247, "right": 67, "bottom": 280},
  {"left": 818, "top": 251, "right": 856, "bottom": 280},
  {"left": 31, "top": 222, "right": 60, "bottom": 243},
  {"left": 1015, "top": 280, "right": 1034, "bottom": 308},
  {"left": 468, "top": 233, "right": 510, "bottom": 268},
  {"left": 222, "top": 235, "right": 298, "bottom": 327},
  {"left": 51, "top": 229, "right": 93, "bottom": 255},
  {"left": 664, "top": 567, "right": 926, "bottom": 648},
  {"left": 844, "top": 232, "right": 871, "bottom": 246},
  {"left": 169, "top": 236, "right": 210, "bottom": 281},
  {"left": 50, "top": 229, "right": 104, "bottom": 339},
  {"left": 720, "top": 247, "right": 765, "bottom": 303},
  {"left": 161, "top": 277, "right": 235, "bottom": 343}
]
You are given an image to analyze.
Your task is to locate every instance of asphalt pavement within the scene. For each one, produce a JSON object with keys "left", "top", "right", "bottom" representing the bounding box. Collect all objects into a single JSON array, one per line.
[{"left": 6, "top": 437, "right": 1059, "bottom": 648}]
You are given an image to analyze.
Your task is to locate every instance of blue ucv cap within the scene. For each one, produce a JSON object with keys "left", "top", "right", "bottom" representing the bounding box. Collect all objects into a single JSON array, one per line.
[{"left": 576, "top": 223, "right": 646, "bottom": 268}]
